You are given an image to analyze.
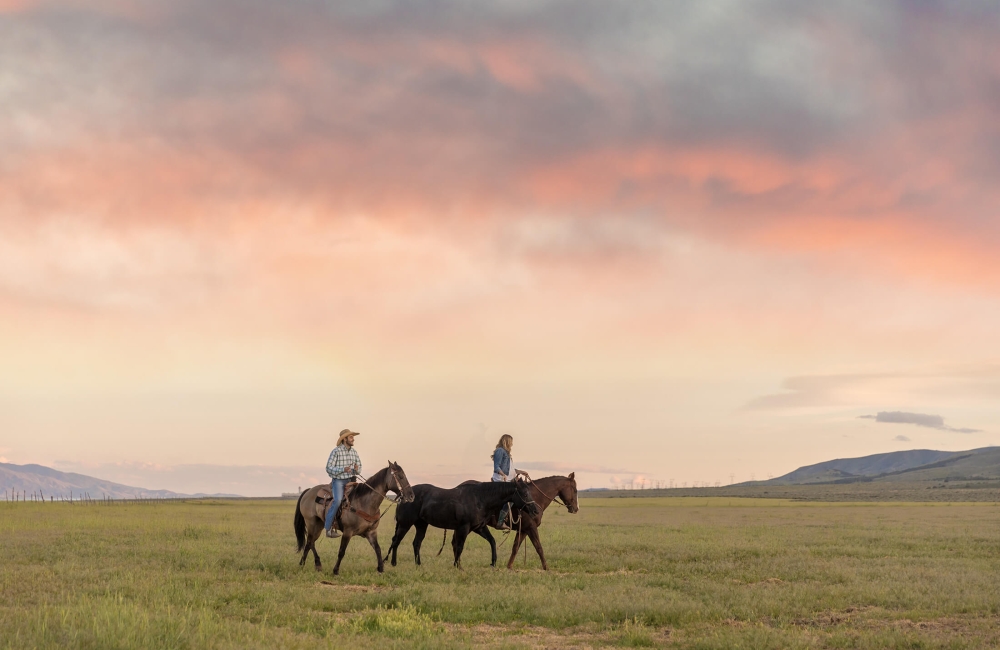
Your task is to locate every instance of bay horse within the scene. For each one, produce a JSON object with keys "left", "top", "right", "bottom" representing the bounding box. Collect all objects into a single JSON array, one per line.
[
  {"left": 294, "top": 462, "right": 414, "bottom": 575},
  {"left": 383, "top": 479, "right": 540, "bottom": 569}
]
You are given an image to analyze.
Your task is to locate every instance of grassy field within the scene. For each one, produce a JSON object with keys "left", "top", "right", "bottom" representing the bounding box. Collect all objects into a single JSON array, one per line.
[
  {"left": 3, "top": 497, "right": 1000, "bottom": 648},
  {"left": 587, "top": 479, "right": 1000, "bottom": 502}
]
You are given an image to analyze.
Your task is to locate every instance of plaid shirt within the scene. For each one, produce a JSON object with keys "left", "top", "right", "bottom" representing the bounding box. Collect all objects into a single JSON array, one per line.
[{"left": 326, "top": 444, "right": 362, "bottom": 480}]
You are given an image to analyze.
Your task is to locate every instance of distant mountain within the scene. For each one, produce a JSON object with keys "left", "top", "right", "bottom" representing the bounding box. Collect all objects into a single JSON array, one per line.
[
  {"left": 762, "top": 447, "right": 1000, "bottom": 486},
  {"left": 0, "top": 462, "right": 240, "bottom": 499},
  {"left": 876, "top": 447, "right": 1000, "bottom": 483}
]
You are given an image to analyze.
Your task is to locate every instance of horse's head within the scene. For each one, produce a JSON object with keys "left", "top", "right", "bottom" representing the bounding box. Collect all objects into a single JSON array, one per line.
[
  {"left": 387, "top": 461, "right": 415, "bottom": 503},
  {"left": 512, "top": 479, "right": 540, "bottom": 516},
  {"left": 560, "top": 472, "right": 579, "bottom": 514}
]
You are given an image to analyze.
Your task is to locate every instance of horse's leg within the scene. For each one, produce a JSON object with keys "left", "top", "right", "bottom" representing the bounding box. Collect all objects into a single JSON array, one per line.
[
  {"left": 383, "top": 522, "right": 398, "bottom": 565},
  {"left": 365, "top": 529, "right": 384, "bottom": 574},
  {"left": 472, "top": 527, "right": 497, "bottom": 567},
  {"left": 506, "top": 528, "right": 526, "bottom": 570},
  {"left": 299, "top": 537, "right": 310, "bottom": 567},
  {"left": 332, "top": 534, "right": 352, "bottom": 576},
  {"left": 452, "top": 526, "right": 470, "bottom": 569},
  {"left": 311, "top": 527, "right": 323, "bottom": 571},
  {"left": 412, "top": 521, "right": 428, "bottom": 566},
  {"left": 526, "top": 524, "right": 547, "bottom": 570},
  {"left": 387, "top": 521, "right": 412, "bottom": 567}
]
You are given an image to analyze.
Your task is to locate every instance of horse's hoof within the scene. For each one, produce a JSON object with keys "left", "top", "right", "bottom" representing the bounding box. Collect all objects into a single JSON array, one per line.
[{"left": 378, "top": 567, "right": 384, "bottom": 574}]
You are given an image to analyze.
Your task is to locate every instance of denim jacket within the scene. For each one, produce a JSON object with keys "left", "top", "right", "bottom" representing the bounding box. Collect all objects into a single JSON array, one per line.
[{"left": 492, "top": 447, "right": 511, "bottom": 478}]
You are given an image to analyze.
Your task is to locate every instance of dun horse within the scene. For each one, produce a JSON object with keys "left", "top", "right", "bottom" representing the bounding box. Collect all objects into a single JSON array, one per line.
[
  {"left": 385, "top": 479, "right": 540, "bottom": 568},
  {"left": 294, "top": 462, "right": 414, "bottom": 575}
]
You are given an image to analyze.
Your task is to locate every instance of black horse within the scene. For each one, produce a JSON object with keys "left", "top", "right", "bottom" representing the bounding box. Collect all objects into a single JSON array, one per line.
[
  {"left": 384, "top": 480, "right": 539, "bottom": 569},
  {"left": 459, "top": 474, "right": 579, "bottom": 570}
]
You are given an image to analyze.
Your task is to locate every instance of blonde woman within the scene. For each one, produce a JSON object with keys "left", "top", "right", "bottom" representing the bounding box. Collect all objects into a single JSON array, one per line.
[{"left": 491, "top": 434, "right": 528, "bottom": 528}]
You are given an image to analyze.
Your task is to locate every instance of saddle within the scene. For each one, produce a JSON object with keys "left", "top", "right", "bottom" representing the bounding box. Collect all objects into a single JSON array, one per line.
[
  {"left": 315, "top": 482, "right": 355, "bottom": 523},
  {"left": 314, "top": 482, "right": 380, "bottom": 524}
]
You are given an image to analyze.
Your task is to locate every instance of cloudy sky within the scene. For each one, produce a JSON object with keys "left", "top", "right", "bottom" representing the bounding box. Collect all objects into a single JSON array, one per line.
[{"left": 2, "top": 0, "right": 999, "bottom": 495}]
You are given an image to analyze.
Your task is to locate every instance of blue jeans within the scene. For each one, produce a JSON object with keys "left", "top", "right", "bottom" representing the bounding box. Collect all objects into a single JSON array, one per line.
[{"left": 325, "top": 478, "right": 349, "bottom": 532}]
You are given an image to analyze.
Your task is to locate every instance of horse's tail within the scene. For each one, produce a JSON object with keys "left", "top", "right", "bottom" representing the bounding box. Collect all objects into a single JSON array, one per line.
[
  {"left": 436, "top": 529, "right": 447, "bottom": 556},
  {"left": 294, "top": 490, "right": 307, "bottom": 552}
]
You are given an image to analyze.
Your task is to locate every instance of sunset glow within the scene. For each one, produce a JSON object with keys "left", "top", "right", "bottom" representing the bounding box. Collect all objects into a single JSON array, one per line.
[{"left": 3, "top": 1, "right": 999, "bottom": 495}]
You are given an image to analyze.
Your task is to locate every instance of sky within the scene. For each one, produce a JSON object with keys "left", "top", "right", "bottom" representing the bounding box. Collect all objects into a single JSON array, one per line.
[{"left": 2, "top": 0, "right": 1000, "bottom": 496}]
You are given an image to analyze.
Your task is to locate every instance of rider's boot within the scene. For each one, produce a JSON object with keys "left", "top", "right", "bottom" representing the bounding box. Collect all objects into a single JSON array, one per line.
[
  {"left": 326, "top": 514, "right": 341, "bottom": 538},
  {"left": 497, "top": 504, "right": 511, "bottom": 530}
]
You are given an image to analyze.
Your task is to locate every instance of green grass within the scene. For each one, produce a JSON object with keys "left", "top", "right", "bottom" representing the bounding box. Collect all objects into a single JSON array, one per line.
[
  {"left": 587, "top": 480, "right": 1000, "bottom": 501},
  {"left": 2, "top": 497, "right": 1000, "bottom": 648}
]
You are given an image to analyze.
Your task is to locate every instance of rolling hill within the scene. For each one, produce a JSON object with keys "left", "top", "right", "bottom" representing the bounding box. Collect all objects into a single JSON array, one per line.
[
  {"left": 0, "top": 462, "right": 239, "bottom": 499},
  {"left": 764, "top": 447, "right": 1000, "bottom": 486}
]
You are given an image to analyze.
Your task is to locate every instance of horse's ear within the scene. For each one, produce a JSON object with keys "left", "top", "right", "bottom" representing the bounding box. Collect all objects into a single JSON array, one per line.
[{"left": 568, "top": 472, "right": 575, "bottom": 480}]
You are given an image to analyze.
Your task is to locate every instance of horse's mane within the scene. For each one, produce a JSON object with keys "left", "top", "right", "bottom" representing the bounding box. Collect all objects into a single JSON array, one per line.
[
  {"left": 534, "top": 475, "right": 570, "bottom": 483},
  {"left": 351, "top": 466, "right": 389, "bottom": 499},
  {"left": 466, "top": 480, "right": 522, "bottom": 498}
]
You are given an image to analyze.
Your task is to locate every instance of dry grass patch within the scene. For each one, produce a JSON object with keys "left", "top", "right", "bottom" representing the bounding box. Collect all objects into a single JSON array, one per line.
[{"left": 317, "top": 581, "right": 391, "bottom": 593}]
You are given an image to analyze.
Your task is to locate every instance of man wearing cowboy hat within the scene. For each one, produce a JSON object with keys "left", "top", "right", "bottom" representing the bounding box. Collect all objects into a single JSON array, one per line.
[{"left": 324, "top": 429, "right": 363, "bottom": 538}]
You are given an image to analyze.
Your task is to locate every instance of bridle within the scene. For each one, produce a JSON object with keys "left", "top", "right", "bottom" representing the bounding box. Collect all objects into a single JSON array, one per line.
[
  {"left": 527, "top": 479, "right": 572, "bottom": 510},
  {"left": 348, "top": 464, "right": 407, "bottom": 522},
  {"left": 386, "top": 465, "right": 403, "bottom": 500},
  {"left": 512, "top": 481, "right": 542, "bottom": 515},
  {"left": 354, "top": 465, "right": 403, "bottom": 502}
]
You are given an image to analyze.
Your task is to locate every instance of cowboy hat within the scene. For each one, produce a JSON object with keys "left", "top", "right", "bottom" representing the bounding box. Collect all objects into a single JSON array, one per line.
[{"left": 337, "top": 429, "right": 360, "bottom": 446}]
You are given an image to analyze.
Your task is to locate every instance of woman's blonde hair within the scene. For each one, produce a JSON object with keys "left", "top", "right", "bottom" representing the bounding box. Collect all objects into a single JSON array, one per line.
[{"left": 491, "top": 434, "right": 513, "bottom": 459}]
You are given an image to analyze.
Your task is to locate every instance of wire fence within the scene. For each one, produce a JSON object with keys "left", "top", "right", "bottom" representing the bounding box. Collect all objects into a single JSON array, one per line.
[{"left": 3, "top": 488, "right": 171, "bottom": 505}]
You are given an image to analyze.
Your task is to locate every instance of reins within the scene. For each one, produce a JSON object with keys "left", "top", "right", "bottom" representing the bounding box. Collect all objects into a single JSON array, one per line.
[
  {"left": 494, "top": 507, "right": 527, "bottom": 567},
  {"left": 494, "top": 488, "right": 535, "bottom": 567},
  {"left": 529, "top": 480, "right": 568, "bottom": 509},
  {"left": 344, "top": 466, "right": 403, "bottom": 523},
  {"left": 496, "top": 506, "right": 521, "bottom": 550}
]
